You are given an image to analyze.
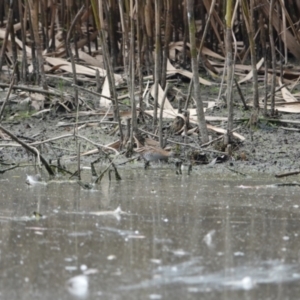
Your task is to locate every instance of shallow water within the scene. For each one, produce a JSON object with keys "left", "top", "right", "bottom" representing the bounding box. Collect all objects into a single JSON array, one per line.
[{"left": 0, "top": 166, "right": 300, "bottom": 300}]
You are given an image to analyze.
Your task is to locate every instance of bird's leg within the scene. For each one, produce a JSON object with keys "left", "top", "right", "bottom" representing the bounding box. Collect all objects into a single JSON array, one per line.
[
  {"left": 187, "top": 164, "right": 192, "bottom": 175},
  {"left": 175, "top": 161, "right": 182, "bottom": 175}
]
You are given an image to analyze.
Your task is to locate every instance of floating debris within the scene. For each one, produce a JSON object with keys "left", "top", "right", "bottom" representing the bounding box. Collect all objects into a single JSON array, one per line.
[
  {"left": 32, "top": 211, "right": 43, "bottom": 220},
  {"left": 67, "top": 206, "right": 128, "bottom": 221},
  {"left": 203, "top": 230, "right": 216, "bottom": 247},
  {"left": 223, "top": 276, "right": 256, "bottom": 290},
  {"left": 26, "top": 174, "right": 46, "bottom": 186}
]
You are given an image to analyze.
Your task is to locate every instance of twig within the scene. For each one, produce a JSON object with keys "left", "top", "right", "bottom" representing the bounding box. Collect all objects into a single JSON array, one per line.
[
  {"left": 225, "top": 167, "right": 247, "bottom": 176},
  {"left": 72, "top": 83, "right": 115, "bottom": 101},
  {"left": 279, "top": 127, "right": 300, "bottom": 132},
  {"left": 0, "top": 125, "right": 55, "bottom": 176},
  {"left": 77, "top": 142, "right": 81, "bottom": 180},
  {"left": 76, "top": 134, "right": 119, "bottom": 154},
  {"left": 167, "top": 138, "right": 227, "bottom": 154},
  {"left": 138, "top": 128, "right": 227, "bottom": 154},
  {"left": 0, "top": 63, "right": 17, "bottom": 120},
  {"left": 198, "top": 0, "right": 217, "bottom": 54},
  {"left": 265, "top": 83, "right": 288, "bottom": 100},
  {"left": 96, "top": 69, "right": 102, "bottom": 92},
  {"left": 0, "top": 0, "right": 14, "bottom": 71},
  {"left": 234, "top": 77, "right": 248, "bottom": 110},
  {"left": 117, "top": 157, "right": 137, "bottom": 166},
  {"left": 100, "top": 104, "right": 113, "bottom": 123},
  {"left": 0, "top": 163, "right": 20, "bottom": 174},
  {"left": 49, "top": 164, "right": 73, "bottom": 175},
  {"left": 94, "top": 154, "right": 120, "bottom": 184},
  {"left": 66, "top": 5, "right": 85, "bottom": 106},
  {"left": 0, "top": 83, "right": 71, "bottom": 97},
  {"left": 56, "top": 120, "right": 118, "bottom": 127},
  {"left": 185, "top": 0, "right": 217, "bottom": 110},
  {"left": 274, "top": 182, "right": 300, "bottom": 187},
  {"left": 275, "top": 170, "right": 300, "bottom": 178},
  {"left": 111, "top": 161, "right": 122, "bottom": 181},
  {"left": 0, "top": 133, "right": 119, "bottom": 154},
  {"left": 200, "top": 127, "right": 241, "bottom": 147}
]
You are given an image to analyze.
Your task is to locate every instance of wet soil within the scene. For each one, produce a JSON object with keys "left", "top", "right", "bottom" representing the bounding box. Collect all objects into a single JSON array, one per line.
[
  {"left": 1, "top": 80, "right": 300, "bottom": 178},
  {"left": 1, "top": 79, "right": 300, "bottom": 300}
]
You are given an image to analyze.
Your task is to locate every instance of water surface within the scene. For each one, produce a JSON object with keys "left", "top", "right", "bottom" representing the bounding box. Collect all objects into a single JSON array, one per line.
[{"left": 0, "top": 167, "right": 300, "bottom": 299}]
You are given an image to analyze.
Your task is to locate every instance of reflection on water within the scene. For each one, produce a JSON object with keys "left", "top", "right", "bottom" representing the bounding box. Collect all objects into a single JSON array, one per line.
[
  {"left": 121, "top": 258, "right": 300, "bottom": 292},
  {"left": 0, "top": 167, "right": 300, "bottom": 299}
]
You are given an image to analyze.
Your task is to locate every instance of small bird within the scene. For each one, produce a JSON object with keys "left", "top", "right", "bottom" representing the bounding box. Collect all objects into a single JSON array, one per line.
[{"left": 135, "top": 146, "right": 174, "bottom": 169}]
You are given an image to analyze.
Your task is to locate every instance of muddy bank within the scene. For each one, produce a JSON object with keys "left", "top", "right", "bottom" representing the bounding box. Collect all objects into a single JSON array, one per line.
[{"left": 0, "top": 83, "right": 300, "bottom": 178}]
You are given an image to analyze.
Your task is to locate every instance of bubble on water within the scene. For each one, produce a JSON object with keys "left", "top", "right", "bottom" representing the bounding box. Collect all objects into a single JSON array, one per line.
[
  {"left": 107, "top": 255, "right": 116, "bottom": 260},
  {"left": 234, "top": 252, "right": 245, "bottom": 256},
  {"left": 173, "top": 249, "right": 189, "bottom": 257},
  {"left": 80, "top": 265, "right": 87, "bottom": 271},
  {"left": 149, "top": 294, "right": 162, "bottom": 299},
  {"left": 66, "top": 275, "right": 89, "bottom": 298},
  {"left": 150, "top": 259, "right": 161, "bottom": 264}
]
